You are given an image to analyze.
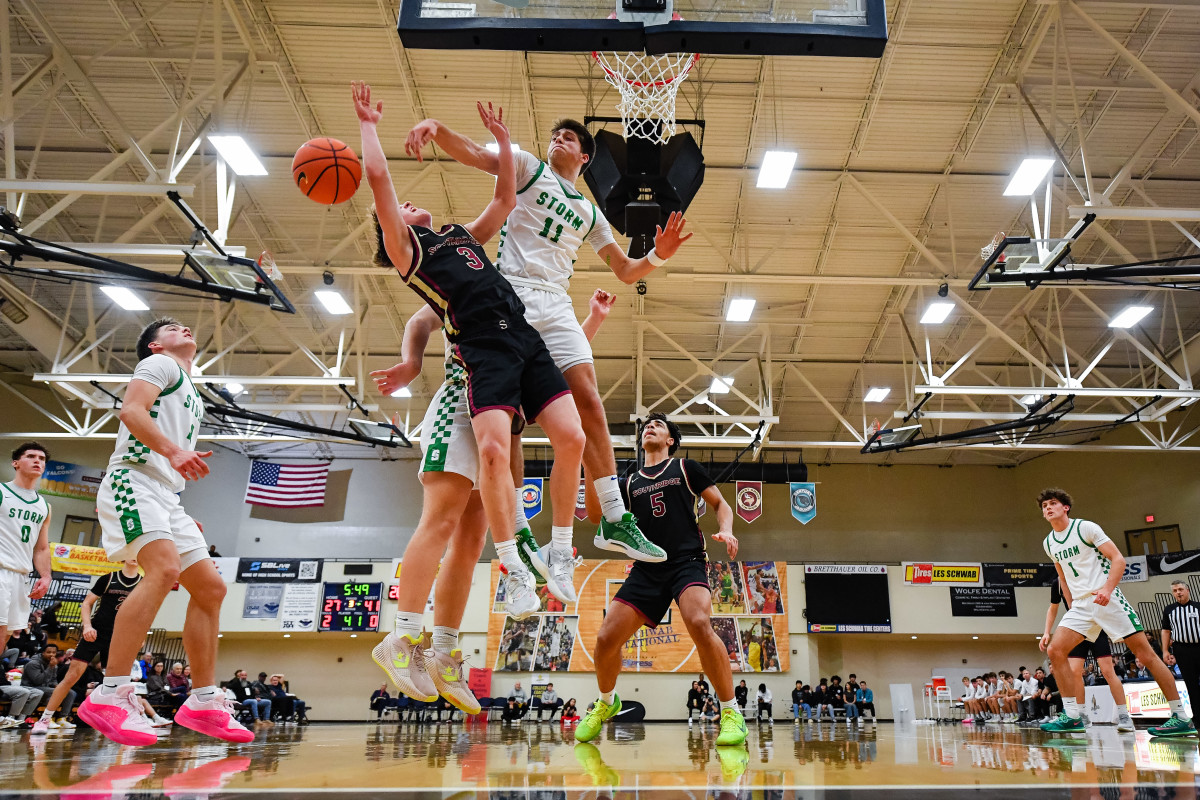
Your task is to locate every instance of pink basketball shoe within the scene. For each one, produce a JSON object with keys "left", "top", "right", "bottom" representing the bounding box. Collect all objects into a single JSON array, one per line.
[
  {"left": 174, "top": 692, "right": 255, "bottom": 743},
  {"left": 76, "top": 684, "right": 158, "bottom": 747}
]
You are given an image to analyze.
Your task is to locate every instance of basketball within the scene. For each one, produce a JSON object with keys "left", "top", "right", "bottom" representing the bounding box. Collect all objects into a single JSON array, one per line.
[{"left": 292, "top": 137, "right": 361, "bottom": 205}]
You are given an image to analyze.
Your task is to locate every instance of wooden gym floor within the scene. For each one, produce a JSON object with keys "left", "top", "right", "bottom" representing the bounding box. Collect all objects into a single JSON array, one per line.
[{"left": 1, "top": 719, "right": 1198, "bottom": 798}]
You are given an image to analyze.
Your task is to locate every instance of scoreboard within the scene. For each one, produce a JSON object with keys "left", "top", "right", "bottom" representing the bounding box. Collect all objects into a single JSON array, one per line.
[{"left": 319, "top": 582, "right": 382, "bottom": 632}]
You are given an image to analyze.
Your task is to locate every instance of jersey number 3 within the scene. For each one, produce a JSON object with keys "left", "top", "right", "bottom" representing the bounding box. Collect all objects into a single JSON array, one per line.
[{"left": 457, "top": 247, "right": 485, "bottom": 270}]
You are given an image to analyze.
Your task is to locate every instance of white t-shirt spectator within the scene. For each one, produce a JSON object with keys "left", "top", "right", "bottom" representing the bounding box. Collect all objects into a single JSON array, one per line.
[{"left": 756, "top": 688, "right": 772, "bottom": 705}]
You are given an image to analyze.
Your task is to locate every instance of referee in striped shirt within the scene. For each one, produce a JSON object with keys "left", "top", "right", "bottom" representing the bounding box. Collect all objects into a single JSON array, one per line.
[{"left": 1161, "top": 580, "right": 1200, "bottom": 718}]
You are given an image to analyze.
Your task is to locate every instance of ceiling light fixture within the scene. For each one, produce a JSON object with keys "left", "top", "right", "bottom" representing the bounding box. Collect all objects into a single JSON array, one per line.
[
  {"left": 864, "top": 387, "right": 891, "bottom": 403},
  {"left": 100, "top": 286, "right": 150, "bottom": 311},
  {"left": 1108, "top": 305, "right": 1153, "bottom": 329},
  {"left": 207, "top": 135, "right": 268, "bottom": 176},
  {"left": 391, "top": 387, "right": 412, "bottom": 398},
  {"left": 315, "top": 290, "right": 353, "bottom": 315},
  {"left": 709, "top": 376, "right": 734, "bottom": 394},
  {"left": 1003, "top": 157, "right": 1055, "bottom": 196},
  {"left": 726, "top": 298, "right": 756, "bottom": 322},
  {"left": 225, "top": 383, "right": 245, "bottom": 396},
  {"left": 920, "top": 301, "right": 954, "bottom": 325},
  {"left": 757, "top": 151, "right": 798, "bottom": 189}
]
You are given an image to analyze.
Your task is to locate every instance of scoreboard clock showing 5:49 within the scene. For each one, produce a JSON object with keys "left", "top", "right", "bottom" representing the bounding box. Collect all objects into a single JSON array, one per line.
[{"left": 319, "top": 582, "right": 383, "bottom": 632}]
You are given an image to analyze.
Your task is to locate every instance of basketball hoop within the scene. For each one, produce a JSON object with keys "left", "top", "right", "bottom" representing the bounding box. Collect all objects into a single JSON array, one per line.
[
  {"left": 980, "top": 232, "right": 1007, "bottom": 264},
  {"left": 256, "top": 250, "right": 283, "bottom": 283},
  {"left": 592, "top": 49, "right": 698, "bottom": 143}
]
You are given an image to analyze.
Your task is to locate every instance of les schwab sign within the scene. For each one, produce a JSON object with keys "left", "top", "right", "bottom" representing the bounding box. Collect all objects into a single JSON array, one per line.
[{"left": 902, "top": 562, "right": 982, "bottom": 586}]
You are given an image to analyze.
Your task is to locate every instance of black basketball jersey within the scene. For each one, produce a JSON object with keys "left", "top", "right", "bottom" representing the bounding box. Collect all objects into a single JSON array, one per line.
[
  {"left": 622, "top": 458, "right": 716, "bottom": 561},
  {"left": 400, "top": 223, "right": 525, "bottom": 339},
  {"left": 88, "top": 569, "right": 141, "bottom": 632}
]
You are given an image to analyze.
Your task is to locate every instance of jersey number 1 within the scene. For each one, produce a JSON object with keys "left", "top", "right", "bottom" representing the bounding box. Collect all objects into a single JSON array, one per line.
[
  {"left": 1067, "top": 562, "right": 1079, "bottom": 578},
  {"left": 537, "top": 217, "right": 564, "bottom": 244}
]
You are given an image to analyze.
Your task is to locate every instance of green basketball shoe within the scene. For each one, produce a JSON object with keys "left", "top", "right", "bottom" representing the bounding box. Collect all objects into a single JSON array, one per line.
[
  {"left": 594, "top": 514, "right": 666, "bottom": 562},
  {"left": 514, "top": 527, "right": 547, "bottom": 587},
  {"left": 1149, "top": 714, "right": 1198, "bottom": 738},
  {"left": 716, "top": 708, "right": 748, "bottom": 746},
  {"left": 575, "top": 695, "right": 621, "bottom": 743},
  {"left": 1040, "top": 712, "right": 1085, "bottom": 733}
]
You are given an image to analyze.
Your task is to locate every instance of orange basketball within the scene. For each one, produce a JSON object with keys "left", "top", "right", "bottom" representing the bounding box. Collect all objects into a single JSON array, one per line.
[{"left": 292, "top": 138, "right": 361, "bottom": 205}]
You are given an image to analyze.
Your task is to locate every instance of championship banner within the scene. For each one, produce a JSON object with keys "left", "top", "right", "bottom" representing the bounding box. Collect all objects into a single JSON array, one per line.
[
  {"left": 1123, "top": 555, "right": 1148, "bottom": 582},
  {"left": 950, "top": 586, "right": 1017, "bottom": 617},
  {"left": 902, "top": 562, "right": 982, "bottom": 586},
  {"left": 1148, "top": 549, "right": 1200, "bottom": 576},
  {"left": 38, "top": 459, "right": 105, "bottom": 500},
  {"left": 789, "top": 482, "right": 816, "bottom": 525},
  {"left": 521, "top": 478, "right": 543, "bottom": 520},
  {"left": 981, "top": 563, "right": 1058, "bottom": 587},
  {"left": 50, "top": 544, "right": 121, "bottom": 576},
  {"left": 574, "top": 480, "right": 588, "bottom": 521},
  {"left": 486, "top": 559, "right": 789, "bottom": 673},
  {"left": 735, "top": 481, "right": 762, "bottom": 523}
]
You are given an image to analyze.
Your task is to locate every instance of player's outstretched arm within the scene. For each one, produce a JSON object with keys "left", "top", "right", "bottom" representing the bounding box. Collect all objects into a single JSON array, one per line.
[
  {"left": 580, "top": 289, "right": 617, "bottom": 342},
  {"left": 597, "top": 211, "right": 693, "bottom": 284},
  {"left": 353, "top": 81, "right": 414, "bottom": 275},
  {"left": 406, "top": 116, "right": 501, "bottom": 175},
  {"left": 120, "top": 379, "right": 212, "bottom": 481},
  {"left": 702, "top": 484, "right": 738, "bottom": 559},
  {"left": 29, "top": 507, "right": 51, "bottom": 599},
  {"left": 370, "top": 305, "right": 440, "bottom": 396},
  {"left": 465, "top": 102, "right": 516, "bottom": 245}
]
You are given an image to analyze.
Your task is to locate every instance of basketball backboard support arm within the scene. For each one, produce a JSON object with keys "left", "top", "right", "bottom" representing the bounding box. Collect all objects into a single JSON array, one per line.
[
  {"left": 395, "top": 0, "right": 888, "bottom": 58},
  {"left": 967, "top": 214, "right": 1095, "bottom": 291}
]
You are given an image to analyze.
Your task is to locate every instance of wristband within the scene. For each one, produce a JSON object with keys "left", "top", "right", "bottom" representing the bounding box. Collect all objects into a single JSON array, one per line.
[{"left": 646, "top": 248, "right": 667, "bottom": 267}]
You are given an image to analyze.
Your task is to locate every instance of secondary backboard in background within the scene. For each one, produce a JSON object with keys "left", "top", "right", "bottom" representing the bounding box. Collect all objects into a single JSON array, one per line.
[{"left": 397, "top": 0, "right": 888, "bottom": 57}]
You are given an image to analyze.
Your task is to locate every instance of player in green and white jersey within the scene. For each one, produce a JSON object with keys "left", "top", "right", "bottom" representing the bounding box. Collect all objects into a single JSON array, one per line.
[
  {"left": 1039, "top": 487, "right": 1195, "bottom": 737},
  {"left": 0, "top": 442, "right": 52, "bottom": 653}
]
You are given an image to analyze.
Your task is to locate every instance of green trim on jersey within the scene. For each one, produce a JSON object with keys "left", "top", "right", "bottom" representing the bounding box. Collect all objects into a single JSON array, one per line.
[
  {"left": 549, "top": 169, "right": 584, "bottom": 200},
  {"left": 584, "top": 202, "right": 598, "bottom": 240},
  {"left": 157, "top": 364, "right": 186, "bottom": 398},
  {"left": 1049, "top": 518, "right": 1077, "bottom": 546},
  {"left": 107, "top": 469, "right": 145, "bottom": 544},
  {"left": 1, "top": 482, "right": 43, "bottom": 505},
  {"left": 517, "top": 162, "right": 545, "bottom": 195}
]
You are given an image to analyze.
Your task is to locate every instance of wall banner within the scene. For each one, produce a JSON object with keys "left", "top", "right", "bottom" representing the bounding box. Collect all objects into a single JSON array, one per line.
[
  {"left": 235, "top": 558, "right": 322, "bottom": 583},
  {"left": 789, "top": 482, "right": 816, "bottom": 525},
  {"left": 50, "top": 544, "right": 121, "bottom": 576},
  {"left": 902, "top": 562, "right": 982, "bottom": 586},
  {"left": 521, "top": 478, "right": 543, "bottom": 520},
  {"left": 242, "top": 584, "right": 284, "bottom": 619},
  {"left": 1148, "top": 549, "right": 1200, "bottom": 576},
  {"left": 279, "top": 582, "right": 321, "bottom": 632},
  {"left": 981, "top": 563, "right": 1058, "bottom": 587},
  {"left": 950, "top": 586, "right": 1017, "bottom": 617},
  {"left": 735, "top": 482, "right": 762, "bottom": 523},
  {"left": 39, "top": 459, "right": 105, "bottom": 501}
]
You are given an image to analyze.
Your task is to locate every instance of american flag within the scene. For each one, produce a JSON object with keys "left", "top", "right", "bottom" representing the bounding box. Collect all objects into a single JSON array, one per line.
[{"left": 244, "top": 461, "right": 329, "bottom": 508}]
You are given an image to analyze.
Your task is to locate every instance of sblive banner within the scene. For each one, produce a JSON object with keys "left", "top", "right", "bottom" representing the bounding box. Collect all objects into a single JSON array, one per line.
[
  {"left": 902, "top": 562, "right": 981, "bottom": 586},
  {"left": 486, "top": 560, "right": 789, "bottom": 673},
  {"left": 235, "top": 558, "right": 322, "bottom": 583},
  {"left": 981, "top": 563, "right": 1058, "bottom": 587},
  {"left": 950, "top": 586, "right": 1018, "bottom": 617}
]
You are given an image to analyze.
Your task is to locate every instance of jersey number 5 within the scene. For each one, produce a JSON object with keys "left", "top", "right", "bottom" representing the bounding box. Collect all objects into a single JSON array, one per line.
[
  {"left": 650, "top": 491, "right": 666, "bottom": 518},
  {"left": 457, "top": 247, "right": 485, "bottom": 270}
]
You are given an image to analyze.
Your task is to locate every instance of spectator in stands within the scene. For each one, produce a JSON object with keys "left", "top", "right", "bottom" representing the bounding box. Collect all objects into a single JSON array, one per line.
[
  {"left": 755, "top": 683, "right": 773, "bottom": 723},
  {"left": 846, "top": 674, "right": 859, "bottom": 698},
  {"left": 701, "top": 694, "right": 719, "bottom": 721},
  {"left": 791, "top": 680, "right": 811, "bottom": 723},
  {"left": 23, "top": 643, "right": 75, "bottom": 730},
  {"left": 537, "top": 683, "right": 562, "bottom": 722},
  {"left": 1165, "top": 652, "right": 1183, "bottom": 678},
  {"left": 561, "top": 698, "right": 579, "bottom": 724},
  {"left": 1015, "top": 668, "right": 1038, "bottom": 723},
  {"left": 502, "top": 696, "right": 522, "bottom": 722},
  {"left": 840, "top": 679, "right": 860, "bottom": 723},
  {"left": 182, "top": 664, "right": 192, "bottom": 690},
  {"left": 1082, "top": 663, "right": 1098, "bottom": 685},
  {"left": 132, "top": 651, "right": 154, "bottom": 681},
  {"left": 145, "top": 661, "right": 174, "bottom": 709},
  {"left": 508, "top": 682, "right": 528, "bottom": 718},
  {"left": 856, "top": 680, "right": 876, "bottom": 721},
  {"left": 228, "top": 669, "right": 272, "bottom": 725},
  {"left": 812, "top": 678, "right": 831, "bottom": 721},
  {"left": 824, "top": 676, "right": 847, "bottom": 722},
  {"left": 166, "top": 663, "right": 189, "bottom": 706},
  {"left": 0, "top": 664, "right": 41, "bottom": 729},
  {"left": 1132, "top": 658, "right": 1151, "bottom": 680},
  {"left": 208, "top": 545, "right": 222, "bottom": 557},
  {"left": 53, "top": 648, "right": 73, "bottom": 682},
  {"left": 687, "top": 680, "right": 703, "bottom": 723},
  {"left": 734, "top": 679, "right": 748, "bottom": 712},
  {"left": 370, "top": 684, "right": 392, "bottom": 719},
  {"left": 266, "top": 674, "right": 306, "bottom": 722}
]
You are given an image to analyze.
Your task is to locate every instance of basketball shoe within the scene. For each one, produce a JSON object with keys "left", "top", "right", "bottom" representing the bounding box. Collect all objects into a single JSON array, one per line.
[
  {"left": 575, "top": 695, "right": 621, "bottom": 743},
  {"left": 514, "top": 528, "right": 547, "bottom": 587},
  {"left": 372, "top": 633, "right": 438, "bottom": 702},
  {"left": 538, "top": 543, "right": 580, "bottom": 604},
  {"left": 162, "top": 756, "right": 252, "bottom": 797},
  {"left": 77, "top": 684, "right": 158, "bottom": 747},
  {"left": 174, "top": 691, "right": 255, "bottom": 743},
  {"left": 1040, "top": 712, "right": 1086, "bottom": 733},
  {"left": 426, "top": 648, "right": 481, "bottom": 715},
  {"left": 594, "top": 514, "right": 666, "bottom": 562},
  {"left": 503, "top": 568, "right": 539, "bottom": 619},
  {"left": 1149, "top": 714, "right": 1197, "bottom": 738},
  {"left": 717, "top": 707, "right": 748, "bottom": 746},
  {"left": 574, "top": 742, "right": 620, "bottom": 787},
  {"left": 1117, "top": 711, "right": 1135, "bottom": 732},
  {"left": 715, "top": 745, "right": 750, "bottom": 782}
]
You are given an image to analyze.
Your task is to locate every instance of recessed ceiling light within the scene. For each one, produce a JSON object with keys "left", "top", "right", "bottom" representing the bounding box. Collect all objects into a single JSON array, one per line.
[
  {"left": 225, "top": 383, "right": 245, "bottom": 396},
  {"left": 920, "top": 301, "right": 954, "bottom": 325},
  {"left": 911, "top": 635, "right": 918, "bottom": 640},
  {"left": 484, "top": 142, "right": 520, "bottom": 153},
  {"left": 283, "top": 634, "right": 290, "bottom": 638},
  {"left": 350, "top": 634, "right": 358, "bottom": 638},
  {"left": 315, "top": 290, "right": 353, "bottom": 315},
  {"left": 757, "top": 150, "right": 797, "bottom": 189},
  {"left": 709, "top": 376, "right": 734, "bottom": 394},
  {"left": 726, "top": 298, "right": 756, "bottom": 322},
  {"left": 1003, "top": 157, "right": 1054, "bottom": 196},
  {"left": 1018, "top": 394, "right": 1043, "bottom": 408},
  {"left": 100, "top": 286, "right": 149, "bottom": 311},
  {"left": 864, "top": 387, "right": 890, "bottom": 403},
  {"left": 1108, "top": 305, "right": 1152, "bottom": 329},
  {"left": 972, "top": 636, "right": 979, "bottom": 640},
  {"left": 391, "top": 387, "right": 412, "bottom": 398},
  {"left": 207, "top": 135, "right": 268, "bottom": 176}
]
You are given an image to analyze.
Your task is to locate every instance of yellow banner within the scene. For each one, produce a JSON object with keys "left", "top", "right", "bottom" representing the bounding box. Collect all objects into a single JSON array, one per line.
[
  {"left": 902, "top": 562, "right": 982, "bottom": 586},
  {"left": 51, "top": 543, "right": 121, "bottom": 576},
  {"left": 486, "top": 559, "right": 789, "bottom": 674}
]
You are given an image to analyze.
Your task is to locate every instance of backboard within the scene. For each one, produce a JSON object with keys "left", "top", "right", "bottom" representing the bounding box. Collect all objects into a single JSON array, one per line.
[
  {"left": 397, "top": 0, "right": 887, "bottom": 57},
  {"left": 184, "top": 251, "right": 295, "bottom": 313},
  {"left": 968, "top": 235, "right": 1080, "bottom": 291}
]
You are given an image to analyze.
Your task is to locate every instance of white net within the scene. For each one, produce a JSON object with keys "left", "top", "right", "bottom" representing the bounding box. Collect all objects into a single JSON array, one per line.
[{"left": 592, "top": 51, "right": 698, "bottom": 143}]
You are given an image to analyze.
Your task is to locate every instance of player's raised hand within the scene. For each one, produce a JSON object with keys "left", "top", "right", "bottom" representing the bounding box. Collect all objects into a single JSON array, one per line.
[
  {"left": 477, "top": 102, "right": 509, "bottom": 145},
  {"left": 29, "top": 574, "right": 50, "bottom": 600},
  {"left": 351, "top": 81, "right": 383, "bottom": 125},
  {"left": 589, "top": 289, "right": 617, "bottom": 319},
  {"left": 405, "top": 119, "right": 438, "bottom": 161},
  {"left": 370, "top": 361, "right": 420, "bottom": 397},
  {"left": 170, "top": 449, "right": 212, "bottom": 481},
  {"left": 652, "top": 211, "right": 693, "bottom": 260},
  {"left": 712, "top": 531, "right": 739, "bottom": 559}
]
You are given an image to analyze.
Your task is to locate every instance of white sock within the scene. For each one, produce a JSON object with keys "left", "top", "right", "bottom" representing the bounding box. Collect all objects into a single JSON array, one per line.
[
  {"left": 394, "top": 610, "right": 423, "bottom": 640},
  {"left": 594, "top": 476, "right": 625, "bottom": 523},
  {"left": 599, "top": 690, "right": 615, "bottom": 706},
  {"left": 432, "top": 626, "right": 459, "bottom": 655},
  {"left": 1064, "top": 698, "right": 1080, "bottom": 719},
  {"left": 496, "top": 539, "right": 524, "bottom": 574},
  {"left": 1116, "top": 703, "right": 1129, "bottom": 717},
  {"left": 39, "top": 709, "right": 53, "bottom": 721},
  {"left": 191, "top": 685, "right": 219, "bottom": 700},
  {"left": 1169, "top": 699, "right": 1188, "bottom": 718},
  {"left": 514, "top": 487, "right": 529, "bottom": 532},
  {"left": 101, "top": 675, "right": 131, "bottom": 693},
  {"left": 551, "top": 526, "right": 573, "bottom": 550},
  {"left": 720, "top": 698, "right": 739, "bottom": 713}
]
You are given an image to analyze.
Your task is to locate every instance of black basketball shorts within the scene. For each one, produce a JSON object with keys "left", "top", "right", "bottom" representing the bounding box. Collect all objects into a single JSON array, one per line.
[
  {"left": 613, "top": 555, "right": 710, "bottom": 628},
  {"left": 1069, "top": 630, "right": 1112, "bottom": 660},
  {"left": 452, "top": 319, "right": 570, "bottom": 423},
  {"left": 72, "top": 630, "right": 113, "bottom": 668}
]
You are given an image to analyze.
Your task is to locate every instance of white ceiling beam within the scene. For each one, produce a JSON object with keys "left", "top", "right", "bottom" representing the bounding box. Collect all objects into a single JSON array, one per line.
[
  {"left": 1068, "top": 205, "right": 1200, "bottom": 222},
  {"left": 32, "top": 374, "right": 356, "bottom": 387},
  {"left": 0, "top": 179, "right": 193, "bottom": 196},
  {"left": 915, "top": 385, "right": 1200, "bottom": 399}
]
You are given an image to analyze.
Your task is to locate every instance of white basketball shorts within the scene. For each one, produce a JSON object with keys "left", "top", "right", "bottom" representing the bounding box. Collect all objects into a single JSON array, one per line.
[
  {"left": 0, "top": 567, "right": 31, "bottom": 630},
  {"left": 513, "top": 283, "right": 593, "bottom": 373},
  {"left": 1058, "top": 588, "right": 1144, "bottom": 643},
  {"left": 97, "top": 467, "right": 208, "bottom": 570},
  {"left": 419, "top": 380, "right": 478, "bottom": 486}
]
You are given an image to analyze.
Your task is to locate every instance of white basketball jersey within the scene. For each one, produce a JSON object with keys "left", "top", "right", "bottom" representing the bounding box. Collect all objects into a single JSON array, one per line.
[
  {"left": 1043, "top": 518, "right": 1114, "bottom": 599},
  {"left": 0, "top": 482, "right": 48, "bottom": 573},
  {"left": 495, "top": 151, "right": 617, "bottom": 290},
  {"left": 107, "top": 354, "right": 205, "bottom": 493}
]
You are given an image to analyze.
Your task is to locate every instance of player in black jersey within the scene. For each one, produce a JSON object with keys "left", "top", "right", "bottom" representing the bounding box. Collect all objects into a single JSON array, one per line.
[
  {"left": 575, "top": 413, "right": 747, "bottom": 748},
  {"left": 354, "top": 81, "right": 586, "bottom": 626}
]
